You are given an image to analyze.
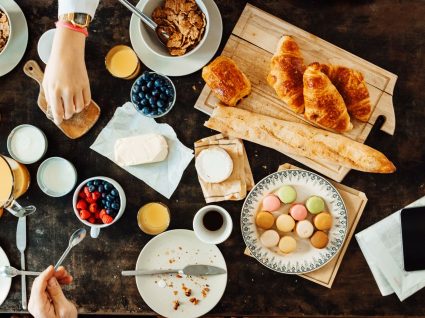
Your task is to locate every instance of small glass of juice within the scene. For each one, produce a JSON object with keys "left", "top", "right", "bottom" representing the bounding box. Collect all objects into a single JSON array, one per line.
[{"left": 137, "top": 202, "right": 170, "bottom": 235}]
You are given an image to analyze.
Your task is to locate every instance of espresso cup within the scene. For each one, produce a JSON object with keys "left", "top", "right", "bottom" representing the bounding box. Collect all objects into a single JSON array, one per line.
[
  {"left": 193, "top": 205, "right": 233, "bottom": 244},
  {"left": 73, "top": 176, "right": 126, "bottom": 238}
]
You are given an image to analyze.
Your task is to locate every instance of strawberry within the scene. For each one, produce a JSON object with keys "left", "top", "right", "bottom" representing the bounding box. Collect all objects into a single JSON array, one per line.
[
  {"left": 78, "top": 191, "right": 86, "bottom": 199},
  {"left": 76, "top": 200, "right": 88, "bottom": 210},
  {"left": 99, "top": 209, "right": 106, "bottom": 219},
  {"left": 91, "top": 191, "right": 101, "bottom": 201},
  {"left": 79, "top": 210, "right": 90, "bottom": 220},
  {"left": 101, "top": 214, "right": 114, "bottom": 224},
  {"left": 89, "top": 203, "right": 98, "bottom": 213},
  {"left": 83, "top": 186, "right": 91, "bottom": 198},
  {"left": 88, "top": 217, "right": 96, "bottom": 224}
]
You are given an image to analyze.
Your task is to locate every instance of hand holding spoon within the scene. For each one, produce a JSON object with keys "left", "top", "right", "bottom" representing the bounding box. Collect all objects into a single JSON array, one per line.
[
  {"left": 0, "top": 266, "right": 41, "bottom": 278},
  {"left": 54, "top": 228, "right": 86, "bottom": 270}
]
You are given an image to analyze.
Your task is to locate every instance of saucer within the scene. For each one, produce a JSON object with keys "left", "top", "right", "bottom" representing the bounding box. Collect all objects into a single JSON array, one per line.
[
  {"left": 0, "top": 246, "right": 12, "bottom": 306},
  {"left": 0, "top": 0, "right": 28, "bottom": 77},
  {"left": 129, "top": 0, "right": 222, "bottom": 76}
]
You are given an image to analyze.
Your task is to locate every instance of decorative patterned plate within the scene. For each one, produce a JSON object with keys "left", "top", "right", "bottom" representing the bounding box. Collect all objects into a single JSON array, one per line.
[{"left": 241, "top": 169, "right": 348, "bottom": 274}]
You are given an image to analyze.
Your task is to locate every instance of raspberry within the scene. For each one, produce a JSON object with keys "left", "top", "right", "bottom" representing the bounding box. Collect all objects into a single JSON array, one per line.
[
  {"left": 101, "top": 214, "right": 114, "bottom": 224},
  {"left": 88, "top": 217, "right": 96, "bottom": 224},
  {"left": 79, "top": 210, "right": 90, "bottom": 220},
  {"left": 92, "top": 191, "right": 101, "bottom": 201},
  {"left": 83, "top": 186, "right": 91, "bottom": 198},
  {"left": 76, "top": 200, "right": 88, "bottom": 210},
  {"left": 99, "top": 209, "right": 106, "bottom": 219},
  {"left": 89, "top": 203, "right": 98, "bottom": 213},
  {"left": 78, "top": 191, "right": 86, "bottom": 199},
  {"left": 85, "top": 196, "right": 96, "bottom": 204},
  {"left": 94, "top": 212, "right": 100, "bottom": 219}
]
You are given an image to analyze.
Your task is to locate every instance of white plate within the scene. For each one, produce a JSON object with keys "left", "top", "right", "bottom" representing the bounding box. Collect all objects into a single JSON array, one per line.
[
  {"left": 129, "top": 0, "right": 222, "bottom": 76},
  {"left": 241, "top": 169, "right": 348, "bottom": 274},
  {"left": 0, "top": 0, "right": 28, "bottom": 77},
  {"left": 0, "top": 246, "right": 12, "bottom": 306},
  {"left": 135, "top": 229, "right": 227, "bottom": 318}
]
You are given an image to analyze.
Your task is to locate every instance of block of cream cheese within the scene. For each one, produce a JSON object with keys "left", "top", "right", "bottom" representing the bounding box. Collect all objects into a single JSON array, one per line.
[
  {"left": 195, "top": 147, "right": 233, "bottom": 183},
  {"left": 114, "top": 134, "right": 168, "bottom": 166}
]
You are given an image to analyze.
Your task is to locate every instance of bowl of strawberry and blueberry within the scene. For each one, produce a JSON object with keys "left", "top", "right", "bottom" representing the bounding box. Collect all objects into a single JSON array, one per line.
[
  {"left": 130, "top": 71, "right": 176, "bottom": 118},
  {"left": 73, "top": 177, "right": 126, "bottom": 238}
]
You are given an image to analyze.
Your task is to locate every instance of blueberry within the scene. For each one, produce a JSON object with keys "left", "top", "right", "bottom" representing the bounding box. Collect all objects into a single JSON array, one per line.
[
  {"left": 111, "top": 202, "right": 120, "bottom": 210},
  {"left": 141, "top": 99, "right": 149, "bottom": 106},
  {"left": 141, "top": 85, "right": 148, "bottom": 92},
  {"left": 145, "top": 93, "right": 151, "bottom": 100},
  {"left": 110, "top": 189, "right": 118, "bottom": 197},
  {"left": 157, "top": 99, "right": 165, "bottom": 108},
  {"left": 132, "top": 84, "right": 139, "bottom": 92},
  {"left": 152, "top": 89, "right": 159, "bottom": 97},
  {"left": 86, "top": 181, "right": 93, "bottom": 187},
  {"left": 131, "top": 93, "right": 139, "bottom": 102},
  {"left": 101, "top": 199, "right": 106, "bottom": 206},
  {"left": 165, "top": 88, "right": 173, "bottom": 96},
  {"left": 138, "top": 92, "right": 145, "bottom": 99},
  {"left": 149, "top": 97, "right": 157, "bottom": 105},
  {"left": 157, "top": 108, "right": 164, "bottom": 115},
  {"left": 142, "top": 107, "right": 150, "bottom": 115},
  {"left": 105, "top": 201, "right": 111, "bottom": 208},
  {"left": 147, "top": 80, "right": 154, "bottom": 89},
  {"left": 160, "top": 86, "right": 167, "bottom": 92},
  {"left": 154, "top": 79, "right": 163, "bottom": 87},
  {"left": 106, "top": 194, "right": 114, "bottom": 201},
  {"left": 104, "top": 183, "right": 111, "bottom": 191},
  {"left": 159, "top": 93, "right": 167, "bottom": 100},
  {"left": 136, "top": 77, "right": 143, "bottom": 85},
  {"left": 98, "top": 185, "right": 104, "bottom": 193},
  {"left": 150, "top": 109, "right": 158, "bottom": 116},
  {"left": 101, "top": 192, "right": 107, "bottom": 198},
  {"left": 88, "top": 185, "right": 95, "bottom": 193}
]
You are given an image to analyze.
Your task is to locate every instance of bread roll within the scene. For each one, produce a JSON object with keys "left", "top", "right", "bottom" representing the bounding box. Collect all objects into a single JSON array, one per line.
[{"left": 204, "top": 106, "right": 395, "bottom": 173}]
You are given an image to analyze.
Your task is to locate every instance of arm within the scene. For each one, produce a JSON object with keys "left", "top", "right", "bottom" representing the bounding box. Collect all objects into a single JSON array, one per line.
[{"left": 43, "top": 0, "right": 99, "bottom": 125}]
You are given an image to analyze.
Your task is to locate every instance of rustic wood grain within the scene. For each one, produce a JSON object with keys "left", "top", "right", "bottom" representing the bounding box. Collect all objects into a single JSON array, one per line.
[{"left": 0, "top": 0, "right": 425, "bottom": 316}]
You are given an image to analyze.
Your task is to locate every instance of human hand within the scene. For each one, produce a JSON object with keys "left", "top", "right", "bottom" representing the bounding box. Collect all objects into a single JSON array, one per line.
[
  {"left": 28, "top": 265, "right": 77, "bottom": 318},
  {"left": 43, "top": 27, "right": 91, "bottom": 125}
]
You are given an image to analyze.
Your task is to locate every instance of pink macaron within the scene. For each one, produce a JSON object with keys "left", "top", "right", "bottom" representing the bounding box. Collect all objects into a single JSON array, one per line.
[
  {"left": 289, "top": 203, "right": 308, "bottom": 221},
  {"left": 262, "top": 194, "right": 281, "bottom": 212}
]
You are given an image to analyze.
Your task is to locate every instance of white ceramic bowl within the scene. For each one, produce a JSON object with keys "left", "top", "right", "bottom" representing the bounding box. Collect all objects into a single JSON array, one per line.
[
  {"left": 37, "top": 157, "right": 77, "bottom": 197},
  {"left": 72, "top": 176, "right": 126, "bottom": 238},
  {"left": 138, "top": 0, "right": 210, "bottom": 59},
  {"left": 193, "top": 205, "right": 233, "bottom": 244},
  {"left": 0, "top": 4, "right": 12, "bottom": 56}
]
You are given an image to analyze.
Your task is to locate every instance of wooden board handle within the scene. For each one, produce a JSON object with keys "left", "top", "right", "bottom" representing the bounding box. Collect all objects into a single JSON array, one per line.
[
  {"left": 23, "top": 60, "right": 44, "bottom": 86},
  {"left": 370, "top": 91, "right": 396, "bottom": 135}
]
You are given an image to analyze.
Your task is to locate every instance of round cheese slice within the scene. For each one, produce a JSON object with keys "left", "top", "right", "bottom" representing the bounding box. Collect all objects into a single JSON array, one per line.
[{"left": 195, "top": 147, "right": 233, "bottom": 183}]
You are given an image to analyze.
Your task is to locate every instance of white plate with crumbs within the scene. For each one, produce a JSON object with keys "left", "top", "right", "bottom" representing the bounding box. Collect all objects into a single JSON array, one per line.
[
  {"left": 135, "top": 229, "right": 227, "bottom": 318},
  {"left": 0, "top": 245, "right": 12, "bottom": 306}
]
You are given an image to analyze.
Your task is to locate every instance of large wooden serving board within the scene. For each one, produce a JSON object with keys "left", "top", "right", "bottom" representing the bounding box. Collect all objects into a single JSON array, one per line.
[{"left": 194, "top": 4, "right": 397, "bottom": 182}]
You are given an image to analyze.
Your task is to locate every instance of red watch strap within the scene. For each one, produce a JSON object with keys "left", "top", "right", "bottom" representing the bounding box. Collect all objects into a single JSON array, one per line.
[{"left": 55, "top": 21, "right": 88, "bottom": 37}]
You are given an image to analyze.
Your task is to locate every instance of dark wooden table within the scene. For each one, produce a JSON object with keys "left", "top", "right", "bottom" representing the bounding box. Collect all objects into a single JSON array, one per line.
[{"left": 1, "top": 0, "right": 425, "bottom": 316}]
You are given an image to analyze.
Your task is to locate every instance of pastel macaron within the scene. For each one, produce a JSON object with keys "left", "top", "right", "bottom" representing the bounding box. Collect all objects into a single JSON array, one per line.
[
  {"left": 289, "top": 204, "right": 308, "bottom": 221},
  {"left": 278, "top": 236, "right": 297, "bottom": 254},
  {"left": 276, "top": 185, "right": 297, "bottom": 203},
  {"left": 260, "top": 230, "right": 280, "bottom": 248},
  {"left": 306, "top": 196, "right": 325, "bottom": 214},
  {"left": 310, "top": 231, "right": 329, "bottom": 249},
  {"left": 295, "top": 220, "right": 314, "bottom": 238},
  {"left": 262, "top": 194, "right": 281, "bottom": 212},
  {"left": 276, "top": 214, "right": 295, "bottom": 232},
  {"left": 314, "top": 212, "right": 333, "bottom": 231},
  {"left": 256, "top": 211, "right": 275, "bottom": 230}
]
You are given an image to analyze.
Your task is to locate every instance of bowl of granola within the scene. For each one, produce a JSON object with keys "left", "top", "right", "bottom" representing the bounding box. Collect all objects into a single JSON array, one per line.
[
  {"left": 138, "top": 0, "right": 209, "bottom": 58},
  {"left": 0, "top": 5, "right": 11, "bottom": 56}
]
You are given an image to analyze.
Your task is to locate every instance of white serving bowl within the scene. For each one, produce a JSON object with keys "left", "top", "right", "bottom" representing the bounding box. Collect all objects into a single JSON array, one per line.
[
  {"left": 72, "top": 176, "right": 126, "bottom": 238},
  {"left": 0, "top": 4, "right": 12, "bottom": 56},
  {"left": 138, "top": 0, "right": 210, "bottom": 59}
]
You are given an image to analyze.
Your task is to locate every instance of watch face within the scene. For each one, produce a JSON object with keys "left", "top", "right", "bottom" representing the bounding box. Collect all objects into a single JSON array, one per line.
[{"left": 73, "top": 13, "right": 90, "bottom": 27}]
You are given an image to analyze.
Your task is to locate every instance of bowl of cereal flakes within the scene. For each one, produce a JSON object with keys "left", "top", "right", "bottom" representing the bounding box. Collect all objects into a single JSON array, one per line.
[
  {"left": 0, "top": 5, "right": 11, "bottom": 56},
  {"left": 138, "top": 0, "right": 209, "bottom": 58}
]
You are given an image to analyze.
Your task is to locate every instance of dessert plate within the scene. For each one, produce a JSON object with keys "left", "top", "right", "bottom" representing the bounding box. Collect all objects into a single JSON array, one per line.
[
  {"left": 241, "top": 169, "right": 348, "bottom": 274},
  {"left": 129, "top": 0, "right": 222, "bottom": 76},
  {"left": 0, "top": 245, "right": 12, "bottom": 306},
  {"left": 135, "top": 229, "right": 227, "bottom": 318},
  {"left": 0, "top": 0, "right": 28, "bottom": 77}
]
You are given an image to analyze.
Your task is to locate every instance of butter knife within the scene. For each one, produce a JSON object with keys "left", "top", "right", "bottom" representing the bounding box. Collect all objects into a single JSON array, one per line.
[
  {"left": 16, "top": 216, "right": 27, "bottom": 310},
  {"left": 122, "top": 265, "right": 227, "bottom": 276}
]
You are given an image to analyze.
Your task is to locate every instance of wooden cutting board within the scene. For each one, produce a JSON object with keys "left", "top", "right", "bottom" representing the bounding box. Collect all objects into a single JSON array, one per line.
[
  {"left": 194, "top": 4, "right": 397, "bottom": 182},
  {"left": 23, "top": 60, "right": 101, "bottom": 139}
]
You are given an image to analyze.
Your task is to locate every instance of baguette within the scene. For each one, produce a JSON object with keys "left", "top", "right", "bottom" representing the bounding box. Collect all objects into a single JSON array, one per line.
[{"left": 204, "top": 106, "right": 395, "bottom": 173}]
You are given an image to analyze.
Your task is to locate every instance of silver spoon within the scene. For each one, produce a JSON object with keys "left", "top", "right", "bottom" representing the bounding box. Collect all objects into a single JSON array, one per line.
[
  {"left": 54, "top": 228, "right": 86, "bottom": 270},
  {"left": 0, "top": 266, "right": 41, "bottom": 278},
  {"left": 117, "top": 0, "right": 170, "bottom": 45}
]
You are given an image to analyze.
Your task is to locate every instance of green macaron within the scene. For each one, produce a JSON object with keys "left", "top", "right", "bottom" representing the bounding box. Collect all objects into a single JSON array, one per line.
[
  {"left": 276, "top": 185, "right": 297, "bottom": 203},
  {"left": 306, "top": 196, "right": 325, "bottom": 214}
]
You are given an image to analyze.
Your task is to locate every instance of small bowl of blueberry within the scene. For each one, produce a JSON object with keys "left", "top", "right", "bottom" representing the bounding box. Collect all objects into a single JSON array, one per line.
[
  {"left": 72, "top": 176, "right": 127, "bottom": 238},
  {"left": 130, "top": 71, "right": 176, "bottom": 118}
]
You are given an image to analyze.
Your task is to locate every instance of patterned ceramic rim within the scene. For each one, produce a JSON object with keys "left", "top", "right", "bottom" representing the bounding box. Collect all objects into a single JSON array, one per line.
[{"left": 241, "top": 169, "right": 348, "bottom": 274}]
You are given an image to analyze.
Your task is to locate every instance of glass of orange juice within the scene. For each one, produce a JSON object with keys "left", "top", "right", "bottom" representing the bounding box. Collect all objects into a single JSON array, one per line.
[{"left": 137, "top": 202, "right": 170, "bottom": 235}]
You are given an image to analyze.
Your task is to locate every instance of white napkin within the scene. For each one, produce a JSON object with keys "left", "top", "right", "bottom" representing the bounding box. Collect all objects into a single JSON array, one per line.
[{"left": 90, "top": 102, "right": 194, "bottom": 199}]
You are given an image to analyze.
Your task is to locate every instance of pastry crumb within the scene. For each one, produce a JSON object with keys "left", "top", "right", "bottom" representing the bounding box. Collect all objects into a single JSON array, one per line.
[
  {"left": 189, "top": 297, "right": 200, "bottom": 305},
  {"left": 172, "top": 300, "right": 180, "bottom": 310}
]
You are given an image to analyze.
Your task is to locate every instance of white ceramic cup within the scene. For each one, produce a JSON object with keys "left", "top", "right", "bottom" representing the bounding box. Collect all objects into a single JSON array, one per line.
[
  {"left": 193, "top": 205, "right": 233, "bottom": 244},
  {"left": 73, "top": 176, "right": 126, "bottom": 238},
  {"left": 138, "top": 0, "right": 210, "bottom": 59},
  {"left": 0, "top": 4, "right": 12, "bottom": 56}
]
